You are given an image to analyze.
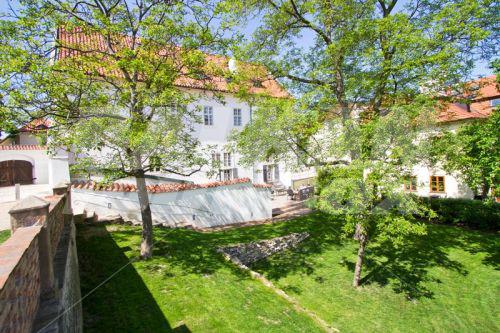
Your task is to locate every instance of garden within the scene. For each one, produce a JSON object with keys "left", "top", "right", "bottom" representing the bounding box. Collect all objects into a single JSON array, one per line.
[{"left": 77, "top": 210, "right": 499, "bottom": 332}]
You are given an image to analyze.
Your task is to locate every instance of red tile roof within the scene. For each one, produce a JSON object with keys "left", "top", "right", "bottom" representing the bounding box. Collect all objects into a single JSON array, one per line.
[
  {"left": 439, "top": 75, "right": 498, "bottom": 123},
  {"left": 462, "top": 75, "right": 499, "bottom": 101},
  {"left": 71, "top": 177, "right": 271, "bottom": 193},
  {"left": 56, "top": 28, "right": 289, "bottom": 98},
  {"left": 0, "top": 145, "right": 47, "bottom": 151},
  {"left": 19, "top": 118, "right": 52, "bottom": 132}
]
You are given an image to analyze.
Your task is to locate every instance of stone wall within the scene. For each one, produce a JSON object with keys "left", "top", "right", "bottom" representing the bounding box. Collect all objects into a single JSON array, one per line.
[
  {"left": 0, "top": 227, "right": 42, "bottom": 333},
  {"left": 0, "top": 185, "right": 82, "bottom": 333},
  {"left": 219, "top": 232, "right": 309, "bottom": 266}
]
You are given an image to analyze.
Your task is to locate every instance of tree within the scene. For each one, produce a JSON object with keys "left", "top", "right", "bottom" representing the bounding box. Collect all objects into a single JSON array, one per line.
[
  {"left": 227, "top": 0, "right": 495, "bottom": 286},
  {"left": 0, "top": 0, "right": 234, "bottom": 259}
]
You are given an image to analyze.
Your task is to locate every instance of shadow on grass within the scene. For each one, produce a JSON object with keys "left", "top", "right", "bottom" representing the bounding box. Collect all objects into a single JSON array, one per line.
[
  {"left": 240, "top": 213, "right": 498, "bottom": 300},
  {"left": 78, "top": 210, "right": 499, "bottom": 331},
  {"left": 142, "top": 212, "right": 344, "bottom": 279},
  {"left": 360, "top": 223, "right": 499, "bottom": 299},
  {"left": 77, "top": 224, "right": 190, "bottom": 332}
]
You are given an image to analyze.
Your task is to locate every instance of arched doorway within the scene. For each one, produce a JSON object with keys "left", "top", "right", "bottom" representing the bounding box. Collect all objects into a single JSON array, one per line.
[{"left": 0, "top": 160, "right": 34, "bottom": 187}]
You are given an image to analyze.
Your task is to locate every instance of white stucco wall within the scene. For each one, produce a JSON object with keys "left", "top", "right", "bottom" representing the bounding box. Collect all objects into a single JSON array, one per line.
[
  {"left": 71, "top": 182, "right": 272, "bottom": 228},
  {"left": 0, "top": 149, "right": 70, "bottom": 186},
  {"left": 409, "top": 164, "right": 474, "bottom": 199},
  {"left": 0, "top": 150, "right": 48, "bottom": 184}
]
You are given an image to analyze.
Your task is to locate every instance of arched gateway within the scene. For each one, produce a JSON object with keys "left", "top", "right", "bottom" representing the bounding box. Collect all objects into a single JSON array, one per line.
[{"left": 0, "top": 160, "right": 34, "bottom": 187}]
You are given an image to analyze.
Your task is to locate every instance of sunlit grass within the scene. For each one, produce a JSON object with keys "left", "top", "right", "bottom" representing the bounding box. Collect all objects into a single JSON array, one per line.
[{"left": 77, "top": 212, "right": 499, "bottom": 332}]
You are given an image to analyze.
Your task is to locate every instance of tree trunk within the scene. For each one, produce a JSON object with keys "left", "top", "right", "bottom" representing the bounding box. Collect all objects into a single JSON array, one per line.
[
  {"left": 353, "top": 223, "right": 367, "bottom": 288},
  {"left": 481, "top": 178, "right": 490, "bottom": 200},
  {"left": 134, "top": 163, "right": 154, "bottom": 259}
]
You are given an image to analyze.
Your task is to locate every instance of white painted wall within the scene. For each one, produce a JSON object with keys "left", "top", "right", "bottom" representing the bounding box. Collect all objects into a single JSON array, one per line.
[
  {"left": 0, "top": 149, "right": 70, "bottom": 187},
  {"left": 18, "top": 133, "right": 40, "bottom": 145},
  {"left": 408, "top": 164, "right": 474, "bottom": 199},
  {"left": 71, "top": 182, "right": 272, "bottom": 228}
]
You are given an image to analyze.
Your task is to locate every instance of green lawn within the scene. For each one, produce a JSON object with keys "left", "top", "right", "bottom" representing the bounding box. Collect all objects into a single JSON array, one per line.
[
  {"left": 76, "top": 212, "right": 499, "bottom": 332},
  {"left": 0, "top": 230, "right": 10, "bottom": 245}
]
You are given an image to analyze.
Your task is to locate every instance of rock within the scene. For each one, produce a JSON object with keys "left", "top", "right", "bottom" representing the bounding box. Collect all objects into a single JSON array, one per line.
[{"left": 218, "top": 232, "right": 309, "bottom": 266}]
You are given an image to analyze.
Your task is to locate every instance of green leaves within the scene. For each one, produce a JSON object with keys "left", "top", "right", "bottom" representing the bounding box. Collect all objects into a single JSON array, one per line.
[{"left": 0, "top": 1, "right": 237, "bottom": 178}]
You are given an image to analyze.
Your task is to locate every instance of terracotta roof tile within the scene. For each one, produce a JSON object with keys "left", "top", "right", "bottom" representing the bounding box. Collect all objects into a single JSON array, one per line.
[
  {"left": 0, "top": 145, "right": 46, "bottom": 151},
  {"left": 56, "top": 28, "right": 289, "bottom": 98},
  {"left": 438, "top": 75, "right": 498, "bottom": 123},
  {"left": 19, "top": 118, "right": 52, "bottom": 132},
  {"left": 71, "top": 177, "right": 271, "bottom": 193}
]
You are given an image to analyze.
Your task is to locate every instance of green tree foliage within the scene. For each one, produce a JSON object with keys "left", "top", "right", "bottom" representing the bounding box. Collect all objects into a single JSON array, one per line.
[
  {"left": 228, "top": 0, "right": 495, "bottom": 286},
  {"left": 0, "top": 0, "right": 234, "bottom": 258}
]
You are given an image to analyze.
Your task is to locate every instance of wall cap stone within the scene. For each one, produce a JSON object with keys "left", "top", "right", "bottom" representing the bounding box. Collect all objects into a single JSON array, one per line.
[{"left": 9, "top": 196, "right": 50, "bottom": 214}]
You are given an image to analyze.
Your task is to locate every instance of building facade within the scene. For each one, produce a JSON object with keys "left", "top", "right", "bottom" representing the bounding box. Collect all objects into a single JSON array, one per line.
[
  {"left": 404, "top": 75, "right": 498, "bottom": 199},
  {"left": 0, "top": 121, "right": 71, "bottom": 188}
]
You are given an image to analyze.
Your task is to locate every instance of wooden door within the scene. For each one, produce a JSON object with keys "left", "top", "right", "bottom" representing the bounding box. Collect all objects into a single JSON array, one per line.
[{"left": 0, "top": 160, "right": 34, "bottom": 187}]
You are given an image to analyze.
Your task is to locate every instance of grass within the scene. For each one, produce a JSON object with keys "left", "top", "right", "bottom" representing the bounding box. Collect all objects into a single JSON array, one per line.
[
  {"left": 76, "top": 212, "right": 499, "bottom": 332},
  {"left": 0, "top": 230, "right": 10, "bottom": 245}
]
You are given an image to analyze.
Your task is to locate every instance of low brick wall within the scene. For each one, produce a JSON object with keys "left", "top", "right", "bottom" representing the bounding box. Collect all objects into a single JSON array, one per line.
[
  {"left": 0, "top": 227, "right": 42, "bottom": 333},
  {"left": 47, "top": 195, "right": 66, "bottom": 256},
  {"left": 0, "top": 185, "right": 82, "bottom": 333}
]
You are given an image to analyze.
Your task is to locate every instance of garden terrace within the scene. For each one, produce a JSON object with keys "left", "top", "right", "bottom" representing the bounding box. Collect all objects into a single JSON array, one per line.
[{"left": 77, "top": 212, "right": 499, "bottom": 332}]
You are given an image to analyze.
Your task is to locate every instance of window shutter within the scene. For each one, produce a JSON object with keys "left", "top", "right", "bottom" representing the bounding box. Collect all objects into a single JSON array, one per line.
[
  {"left": 274, "top": 165, "right": 280, "bottom": 181},
  {"left": 263, "top": 165, "right": 268, "bottom": 183},
  {"left": 232, "top": 168, "right": 238, "bottom": 179}
]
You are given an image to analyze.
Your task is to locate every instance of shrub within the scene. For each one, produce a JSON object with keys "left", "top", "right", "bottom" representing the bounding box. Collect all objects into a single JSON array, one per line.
[{"left": 421, "top": 197, "right": 500, "bottom": 231}]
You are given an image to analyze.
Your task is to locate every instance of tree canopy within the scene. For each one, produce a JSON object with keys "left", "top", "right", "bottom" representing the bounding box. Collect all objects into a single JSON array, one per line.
[
  {"left": 228, "top": 0, "right": 496, "bottom": 286},
  {"left": 0, "top": 0, "right": 236, "bottom": 258}
]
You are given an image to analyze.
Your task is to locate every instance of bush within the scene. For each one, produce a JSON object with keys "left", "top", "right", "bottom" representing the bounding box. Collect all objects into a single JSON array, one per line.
[{"left": 421, "top": 198, "right": 500, "bottom": 231}]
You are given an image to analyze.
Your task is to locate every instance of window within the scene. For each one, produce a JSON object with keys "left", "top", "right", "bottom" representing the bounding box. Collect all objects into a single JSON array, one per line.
[
  {"left": 203, "top": 106, "right": 213, "bottom": 125},
  {"left": 223, "top": 153, "right": 232, "bottom": 167},
  {"left": 430, "top": 176, "right": 445, "bottom": 193},
  {"left": 222, "top": 168, "right": 238, "bottom": 181},
  {"left": 211, "top": 153, "right": 221, "bottom": 166},
  {"left": 233, "top": 108, "right": 242, "bottom": 126},
  {"left": 263, "top": 164, "right": 279, "bottom": 183},
  {"left": 403, "top": 176, "right": 417, "bottom": 192},
  {"left": 491, "top": 98, "right": 500, "bottom": 107}
]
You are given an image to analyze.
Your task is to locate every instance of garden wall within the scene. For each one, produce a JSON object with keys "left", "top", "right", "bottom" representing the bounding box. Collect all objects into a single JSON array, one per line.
[
  {"left": 0, "top": 185, "right": 82, "bottom": 333},
  {"left": 71, "top": 178, "right": 272, "bottom": 228}
]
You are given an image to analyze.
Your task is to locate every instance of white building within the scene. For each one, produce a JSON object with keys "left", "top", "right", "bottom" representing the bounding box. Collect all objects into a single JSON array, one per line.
[
  {"left": 403, "top": 75, "right": 498, "bottom": 199},
  {"left": 54, "top": 29, "right": 316, "bottom": 190},
  {"left": 0, "top": 120, "right": 71, "bottom": 188},
  {"left": 153, "top": 89, "right": 315, "bottom": 189}
]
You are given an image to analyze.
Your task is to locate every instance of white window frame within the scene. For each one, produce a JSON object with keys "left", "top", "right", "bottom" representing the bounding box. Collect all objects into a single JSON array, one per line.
[
  {"left": 203, "top": 106, "right": 213, "bottom": 125},
  {"left": 233, "top": 108, "right": 242, "bottom": 126},
  {"left": 223, "top": 152, "right": 232, "bottom": 167}
]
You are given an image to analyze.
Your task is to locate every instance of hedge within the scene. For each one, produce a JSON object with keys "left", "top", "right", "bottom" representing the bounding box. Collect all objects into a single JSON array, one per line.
[{"left": 421, "top": 197, "right": 500, "bottom": 231}]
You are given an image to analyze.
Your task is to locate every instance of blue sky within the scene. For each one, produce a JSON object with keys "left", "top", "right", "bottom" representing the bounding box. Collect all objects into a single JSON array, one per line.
[{"left": 0, "top": 0, "right": 494, "bottom": 77}]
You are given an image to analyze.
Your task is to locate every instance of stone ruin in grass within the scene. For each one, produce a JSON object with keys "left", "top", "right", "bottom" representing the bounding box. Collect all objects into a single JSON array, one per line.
[{"left": 218, "top": 232, "right": 309, "bottom": 267}]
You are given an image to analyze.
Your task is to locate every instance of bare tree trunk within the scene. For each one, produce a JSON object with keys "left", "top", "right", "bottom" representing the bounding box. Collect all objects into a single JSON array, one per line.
[
  {"left": 353, "top": 223, "right": 367, "bottom": 288},
  {"left": 481, "top": 177, "right": 490, "bottom": 200},
  {"left": 134, "top": 158, "right": 154, "bottom": 259}
]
